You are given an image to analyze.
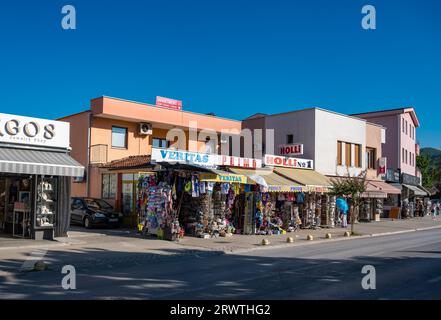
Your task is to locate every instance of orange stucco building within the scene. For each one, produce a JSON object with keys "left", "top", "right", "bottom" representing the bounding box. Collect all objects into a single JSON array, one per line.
[{"left": 59, "top": 96, "right": 242, "bottom": 223}]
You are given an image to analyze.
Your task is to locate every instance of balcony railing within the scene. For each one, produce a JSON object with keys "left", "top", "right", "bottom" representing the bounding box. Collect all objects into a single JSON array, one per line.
[{"left": 90, "top": 144, "right": 108, "bottom": 164}]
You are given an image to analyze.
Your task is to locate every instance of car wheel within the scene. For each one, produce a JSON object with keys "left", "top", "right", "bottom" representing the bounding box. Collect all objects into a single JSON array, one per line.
[{"left": 84, "top": 217, "right": 92, "bottom": 229}]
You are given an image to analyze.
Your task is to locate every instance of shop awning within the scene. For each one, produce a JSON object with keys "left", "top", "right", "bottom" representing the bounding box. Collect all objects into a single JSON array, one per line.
[
  {"left": 199, "top": 169, "right": 251, "bottom": 184},
  {"left": 228, "top": 168, "right": 304, "bottom": 192},
  {"left": 273, "top": 167, "right": 332, "bottom": 193},
  {"left": 362, "top": 183, "right": 387, "bottom": 198},
  {"left": 368, "top": 180, "right": 401, "bottom": 195},
  {"left": 403, "top": 184, "right": 427, "bottom": 196},
  {"left": 0, "top": 147, "right": 84, "bottom": 177}
]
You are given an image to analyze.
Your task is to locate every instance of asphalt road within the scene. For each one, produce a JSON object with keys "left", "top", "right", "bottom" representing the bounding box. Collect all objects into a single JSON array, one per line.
[{"left": 1, "top": 229, "right": 441, "bottom": 299}]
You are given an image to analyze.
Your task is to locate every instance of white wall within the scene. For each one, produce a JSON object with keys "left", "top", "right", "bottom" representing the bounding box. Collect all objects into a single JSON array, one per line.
[
  {"left": 264, "top": 109, "right": 316, "bottom": 161},
  {"left": 314, "top": 109, "right": 366, "bottom": 176}
]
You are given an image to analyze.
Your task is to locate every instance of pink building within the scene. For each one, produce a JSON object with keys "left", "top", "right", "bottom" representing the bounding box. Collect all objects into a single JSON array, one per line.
[
  {"left": 352, "top": 108, "right": 420, "bottom": 177},
  {"left": 353, "top": 108, "right": 427, "bottom": 216}
]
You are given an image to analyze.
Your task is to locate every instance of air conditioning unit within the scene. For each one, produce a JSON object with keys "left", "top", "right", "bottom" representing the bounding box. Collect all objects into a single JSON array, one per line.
[{"left": 139, "top": 123, "right": 153, "bottom": 135}]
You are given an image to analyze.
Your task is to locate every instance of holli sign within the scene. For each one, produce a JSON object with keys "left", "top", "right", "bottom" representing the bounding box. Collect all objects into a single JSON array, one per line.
[
  {"left": 0, "top": 113, "right": 70, "bottom": 149},
  {"left": 279, "top": 144, "right": 303, "bottom": 156},
  {"left": 264, "top": 154, "right": 314, "bottom": 170}
]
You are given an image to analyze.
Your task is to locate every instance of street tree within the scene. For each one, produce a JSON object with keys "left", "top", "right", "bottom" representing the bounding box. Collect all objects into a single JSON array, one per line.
[{"left": 330, "top": 170, "right": 367, "bottom": 235}]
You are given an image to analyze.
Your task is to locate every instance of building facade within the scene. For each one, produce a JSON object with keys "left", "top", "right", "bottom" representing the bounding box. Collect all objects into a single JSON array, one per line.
[
  {"left": 243, "top": 107, "right": 400, "bottom": 220},
  {"left": 59, "top": 96, "right": 243, "bottom": 224},
  {"left": 352, "top": 108, "right": 427, "bottom": 217}
]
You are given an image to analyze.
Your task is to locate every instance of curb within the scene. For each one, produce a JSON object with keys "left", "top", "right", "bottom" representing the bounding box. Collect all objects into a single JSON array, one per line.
[
  {"left": 223, "top": 224, "right": 441, "bottom": 255},
  {"left": 1, "top": 224, "right": 441, "bottom": 253}
]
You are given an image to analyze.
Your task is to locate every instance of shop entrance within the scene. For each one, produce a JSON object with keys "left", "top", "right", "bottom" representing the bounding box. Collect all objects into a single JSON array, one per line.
[{"left": 0, "top": 174, "right": 33, "bottom": 239}]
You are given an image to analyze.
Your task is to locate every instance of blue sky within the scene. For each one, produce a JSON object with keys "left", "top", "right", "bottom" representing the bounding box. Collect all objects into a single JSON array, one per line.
[{"left": 0, "top": 0, "right": 440, "bottom": 147}]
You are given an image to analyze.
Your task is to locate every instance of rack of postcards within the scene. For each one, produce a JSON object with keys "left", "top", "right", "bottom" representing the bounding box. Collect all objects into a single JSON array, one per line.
[{"left": 35, "top": 176, "right": 58, "bottom": 228}]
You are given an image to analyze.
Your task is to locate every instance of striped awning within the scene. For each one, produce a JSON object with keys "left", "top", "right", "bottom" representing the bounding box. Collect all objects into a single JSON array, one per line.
[{"left": 0, "top": 147, "right": 84, "bottom": 177}]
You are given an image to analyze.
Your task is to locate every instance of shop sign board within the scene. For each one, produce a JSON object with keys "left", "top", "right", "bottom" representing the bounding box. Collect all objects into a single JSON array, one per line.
[
  {"left": 401, "top": 173, "right": 421, "bottom": 186},
  {"left": 216, "top": 155, "right": 262, "bottom": 169},
  {"left": 279, "top": 143, "right": 304, "bottom": 156},
  {"left": 199, "top": 173, "right": 247, "bottom": 184},
  {"left": 378, "top": 157, "right": 387, "bottom": 175},
  {"left": 385, "top": 169, "right": 400, "bottom": 183},
  {"left": 156, "top": 96, "right": 183, "bottom": 110},
  {"left": 0, "top": 113, "right": 70, "bottom": 149},
  {"left": 151, "top": 148, "right": 217, "bottom": 168},
  {"left": 264, "top": 154, "right": 314, "bottom": 170}
]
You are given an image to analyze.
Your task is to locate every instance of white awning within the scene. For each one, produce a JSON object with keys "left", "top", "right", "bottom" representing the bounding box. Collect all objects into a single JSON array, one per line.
[
  {"left": 402, "top": 184, "right": 427, "bottom": 197},
  {"left": 0, "top": 147, "right": 84, "bottom": 177}
]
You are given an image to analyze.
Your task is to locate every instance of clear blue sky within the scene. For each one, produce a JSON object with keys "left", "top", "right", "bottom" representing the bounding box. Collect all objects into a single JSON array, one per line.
[{"left": 0, "top": 0, "right": 440, "bottom": 147}]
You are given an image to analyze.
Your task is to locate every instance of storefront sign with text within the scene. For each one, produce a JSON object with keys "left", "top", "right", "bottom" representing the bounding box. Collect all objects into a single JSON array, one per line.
[
  {"left": 216, "top": 155, "right": 262, "bottom": 169},
  {"left": 0, "top": 113, "right": 70, "bottom": 149},
  {"left": 151, "top": 148, "right": 217, "bottom": 168},
  {"left": 264, "top": 154, "right": 314, "bottom": 170},
  {"left": 156, "top": 96, "right": 183, "bottom": 110},
  {"left": 279, "top": 143, "right": 303, "bottom": 156}
]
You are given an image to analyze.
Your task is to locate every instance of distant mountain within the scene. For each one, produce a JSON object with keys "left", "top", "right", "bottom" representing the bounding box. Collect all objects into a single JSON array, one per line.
[{"left": 421, "top": 147, "right": 441, "bottom": 166}]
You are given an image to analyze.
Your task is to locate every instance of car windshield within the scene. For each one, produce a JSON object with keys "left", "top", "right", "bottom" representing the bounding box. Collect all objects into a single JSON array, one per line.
[{"left": 85, "top": 199, "right": 113, "bottom": 210}]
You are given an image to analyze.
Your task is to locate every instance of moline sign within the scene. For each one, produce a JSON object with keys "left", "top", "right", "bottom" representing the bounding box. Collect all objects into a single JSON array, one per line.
[{"left": 0, "top": 113, "right": 70, "bottom": 149}]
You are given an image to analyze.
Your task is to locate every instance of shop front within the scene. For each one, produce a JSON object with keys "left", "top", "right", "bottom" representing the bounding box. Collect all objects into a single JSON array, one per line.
[
  {"left": 0, "top": 113, "right": 84, "bottom": 240},
  {"left": 401, "top": 173, "right": 427, "bottom": 218}
]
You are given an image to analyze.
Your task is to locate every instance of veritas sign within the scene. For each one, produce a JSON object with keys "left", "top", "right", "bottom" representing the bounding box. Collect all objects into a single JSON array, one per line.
[
  {"left": 156, "top": 96, "right": 183, "bottom": 110},
  {"left": 279, "top": 144, "right": 303, "bottom": 156},
  {"left": 264, "top": 154, "right": 314, "bottom": 170},
  {"left": 0, "top": 113, "right": 70, "bottom": 149},
  {"left": 151, "top": 148, "right": 217, "bottom": 168}
]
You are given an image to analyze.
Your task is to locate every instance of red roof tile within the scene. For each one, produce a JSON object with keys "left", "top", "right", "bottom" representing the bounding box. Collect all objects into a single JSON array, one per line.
[{"left": 100, "top": 155, "right": 152, "bottom": 170}]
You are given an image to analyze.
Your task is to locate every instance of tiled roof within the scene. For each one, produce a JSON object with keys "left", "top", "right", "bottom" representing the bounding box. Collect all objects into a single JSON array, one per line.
[{"left": 100, "top": 155, "right": 152, "bottom": 170}]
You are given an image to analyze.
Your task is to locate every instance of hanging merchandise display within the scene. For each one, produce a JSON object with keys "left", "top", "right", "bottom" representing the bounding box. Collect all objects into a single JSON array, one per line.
[{"left": 137, "top": 174, "right": 182, "bottom": 241}]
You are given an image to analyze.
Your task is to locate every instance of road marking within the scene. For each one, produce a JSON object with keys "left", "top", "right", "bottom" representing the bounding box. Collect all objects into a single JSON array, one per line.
[
  {"left": 427, "top": 276, "right": 441, "bottom": 284},
  {"left": 20, "top": 248, "right": 48, "bottom": 272}
]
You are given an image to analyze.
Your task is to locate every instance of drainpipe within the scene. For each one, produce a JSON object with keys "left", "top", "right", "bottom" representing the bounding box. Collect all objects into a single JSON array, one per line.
[{"left": 86, "top": 112, "right": 92, "bottom": 197}]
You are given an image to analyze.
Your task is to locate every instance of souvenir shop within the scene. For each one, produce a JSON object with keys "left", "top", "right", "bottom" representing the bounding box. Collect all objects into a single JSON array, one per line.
[
  {"left": 0, "top": 113, "right": 84, "bottom": 240},
  {"left": 136, "top": 164, "right": 250, "bottom": 240},
  {"left": 229, "top": 167, "right": 333, "bottom": 234}
]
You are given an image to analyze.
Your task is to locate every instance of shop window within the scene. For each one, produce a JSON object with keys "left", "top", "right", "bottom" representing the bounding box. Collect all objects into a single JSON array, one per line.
[
  {"left": 111, "top": 126, "right": 128, "bottom": 149},
  {"left": 345, "top": 143, "right": 352, "bottom": 167},
  {"left": 102, "top": 173, "right": 117, "bottom": 199},
  {"left": 152, "top": 138, "right": 168, "bottom": 149},
  {"left": 287, "top": 134, "right": 294, "bottom": 144},
  {"left": 366, "top": 147, "right": 376, "bottom": 169},
  {"left": 337, "top": 141, "right": 342, "bottom": 165}
]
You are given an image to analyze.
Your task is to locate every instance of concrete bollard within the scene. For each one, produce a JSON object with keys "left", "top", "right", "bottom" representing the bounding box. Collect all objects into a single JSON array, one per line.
[
  {"left": 286, "top": 237, "right": 294, "bottom": 243},
  {"left": 307, "top": 234, "right": 314, "bottom": 241},
  {"left": 262, "top": 239, "right": 270, "bottom": 246},
  {"left": 325, "top": 233, "right": 332, "bottom": 239},
  {"left": 344, "top": 231, "right": 351, "bottom": 237}
]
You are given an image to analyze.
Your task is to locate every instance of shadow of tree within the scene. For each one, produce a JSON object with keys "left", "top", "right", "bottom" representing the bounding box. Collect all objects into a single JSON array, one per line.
[{"left": 1, "top": 243, "right": 440, "bottom": 300}]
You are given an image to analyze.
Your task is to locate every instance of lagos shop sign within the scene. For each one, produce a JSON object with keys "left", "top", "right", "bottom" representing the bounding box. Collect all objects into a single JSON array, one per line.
[
  {"left": 0, "top": 113, "right": 70, "bottom": 149},
  {"left": 264, "top": 154, "right": 314, "bottom": 170}
]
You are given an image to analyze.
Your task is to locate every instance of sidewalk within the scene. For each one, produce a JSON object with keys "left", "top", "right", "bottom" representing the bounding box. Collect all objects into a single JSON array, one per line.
[
  {"left": 0, "top": 217, "right": 440, "bottom": 271},
  {"left": 0, "top": 217, "right": 441, "bottom": 254},
  {"left": 176, "top": 216, "right": 441, "bottom": 253}
]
